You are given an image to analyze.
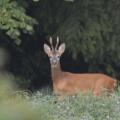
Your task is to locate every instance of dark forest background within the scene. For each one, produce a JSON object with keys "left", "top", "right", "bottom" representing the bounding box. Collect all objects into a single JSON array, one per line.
[{"left": 0, "top": 0, "right": 120, "bottom": 90}]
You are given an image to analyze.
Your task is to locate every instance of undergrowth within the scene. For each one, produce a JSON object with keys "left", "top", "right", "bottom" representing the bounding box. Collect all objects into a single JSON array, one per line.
[{"left": 0, "top": 76, "right": 120, "bottom": 120}]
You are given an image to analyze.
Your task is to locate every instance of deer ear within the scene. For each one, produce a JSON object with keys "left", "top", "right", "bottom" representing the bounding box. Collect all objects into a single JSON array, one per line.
[
  {"left": 44, "top": 44, "right": 52, "bottom": 56},
  {"left": 58, "top": 43, "right": 65, "bottom": 55}
]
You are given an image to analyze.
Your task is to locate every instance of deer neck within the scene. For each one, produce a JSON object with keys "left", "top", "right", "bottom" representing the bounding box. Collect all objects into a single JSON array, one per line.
[{"left": 51, "top": 62, "right": 62, "bottom": 82}]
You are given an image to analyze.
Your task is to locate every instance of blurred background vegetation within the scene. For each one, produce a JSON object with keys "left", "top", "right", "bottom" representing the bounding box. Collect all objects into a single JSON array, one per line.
[{"left": 0, "top": 0, "right": 120, "bottom": 90}]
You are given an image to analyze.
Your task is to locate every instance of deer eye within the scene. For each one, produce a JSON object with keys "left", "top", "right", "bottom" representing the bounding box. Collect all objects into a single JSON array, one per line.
[{"left": 56, "top": 56, "right": 60, "bottom": 60}]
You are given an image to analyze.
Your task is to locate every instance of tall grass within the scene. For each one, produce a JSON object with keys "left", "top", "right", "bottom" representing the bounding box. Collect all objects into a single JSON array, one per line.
[
  {"left": 0, "top": 75, "right": 120, "bottom": 120},
  {"left": 30, "top": 89, "right": 120, "bottom": 120}
]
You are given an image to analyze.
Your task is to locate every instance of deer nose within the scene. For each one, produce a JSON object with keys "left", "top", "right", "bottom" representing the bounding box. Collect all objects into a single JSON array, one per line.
[{"left": 53, "top": 59, "right": 57, "bottom": 64}]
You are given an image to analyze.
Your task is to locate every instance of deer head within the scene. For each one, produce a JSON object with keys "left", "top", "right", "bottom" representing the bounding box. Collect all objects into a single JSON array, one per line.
[{"left": 44, "top": 37, "right": 65, "bottom": 68}]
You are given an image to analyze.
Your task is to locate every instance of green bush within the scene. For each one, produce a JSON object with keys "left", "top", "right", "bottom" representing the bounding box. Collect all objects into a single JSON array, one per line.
[{"left": 0, "top": 0, "right": 37, "bottom": 44}]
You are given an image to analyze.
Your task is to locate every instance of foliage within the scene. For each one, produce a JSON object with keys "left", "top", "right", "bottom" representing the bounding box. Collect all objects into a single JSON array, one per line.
[
  {"left": 34, "top": 0, "right": 120, "bottom": 78},
  {"left": 58, "top": 0, "right": 120, "bottom": 77},
  {"left": 0, "top": 0, "right": 37, "bottom": 45},
  {"left": 0, "top": 0, "right": 38, "bottom": 89}
]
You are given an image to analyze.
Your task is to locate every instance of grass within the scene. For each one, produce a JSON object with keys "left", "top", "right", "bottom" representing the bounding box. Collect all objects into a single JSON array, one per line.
[
  {"left": 0, "top": 76, "right": 120, "bottom": 120},
  {"left": 29, "top": 89, "right": 120, "bottom": 120}
]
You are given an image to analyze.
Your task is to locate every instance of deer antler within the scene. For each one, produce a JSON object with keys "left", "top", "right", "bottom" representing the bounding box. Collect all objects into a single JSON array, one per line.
[
  {"left": 49, "top": 37, "right": 54, "bottom": 51},
  {"left": 55, "top": 36, "right": 59, "bottom": 51}
]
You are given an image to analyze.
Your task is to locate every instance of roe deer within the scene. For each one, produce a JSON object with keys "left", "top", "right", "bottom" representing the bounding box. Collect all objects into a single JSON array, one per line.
[{"left": 44, "top": 37, "right": 116, "bottom": 96}]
